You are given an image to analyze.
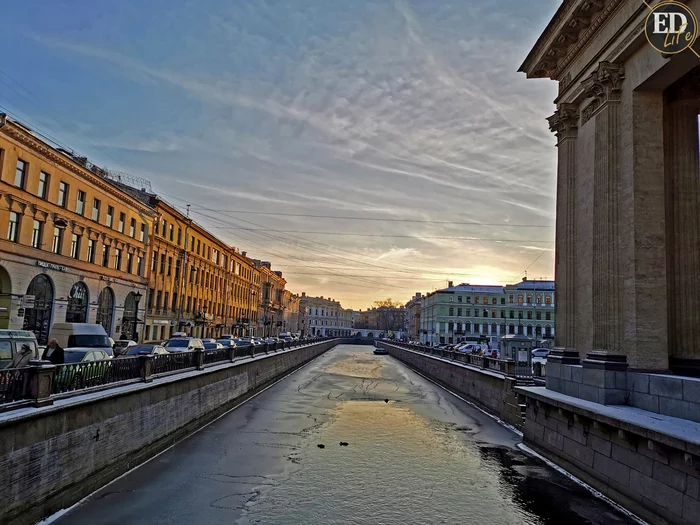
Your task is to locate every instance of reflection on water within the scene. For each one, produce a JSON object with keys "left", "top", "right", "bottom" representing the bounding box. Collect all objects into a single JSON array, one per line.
[
  {"left": 237, "top": 400, "right": 627, "bottom": 525},
  {"left": 235, "top": 349, "right": 636, "bottom": 525}
]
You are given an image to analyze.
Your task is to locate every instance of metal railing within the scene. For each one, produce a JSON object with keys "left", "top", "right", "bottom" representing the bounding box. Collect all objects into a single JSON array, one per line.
[
  {"left": 379, "top": 342, "right": 532, "bottom": 379},
  {"left": 153, "top": 351, "right": 199, "bottom": 375},
  {"left": 0, "top": 338, "right": 337, "bottom": 411},
  {"left": 0, "top": 368, "right": 31, "bottom": 404},
  {"left": 53, "top": 357, "right": 143, "bottom": 394}
]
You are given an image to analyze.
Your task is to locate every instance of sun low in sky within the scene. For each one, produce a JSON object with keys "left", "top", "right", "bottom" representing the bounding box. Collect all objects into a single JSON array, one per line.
[{"left": 1, "top": 0, "right": 561, "bottom": 309}]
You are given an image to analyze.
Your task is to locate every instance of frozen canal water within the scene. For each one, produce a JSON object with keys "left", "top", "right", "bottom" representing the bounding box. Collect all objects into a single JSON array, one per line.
[{"left": 53, "top": 344, "right": 639, "bottom": 525}]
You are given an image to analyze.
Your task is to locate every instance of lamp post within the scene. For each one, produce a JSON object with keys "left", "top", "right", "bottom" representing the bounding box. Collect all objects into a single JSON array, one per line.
[
  {"left": 131, "top": 290, "right": 142, "bottom": 342},
  {"left": 202, "top": 304, "right": 208, "bottom": 338}
]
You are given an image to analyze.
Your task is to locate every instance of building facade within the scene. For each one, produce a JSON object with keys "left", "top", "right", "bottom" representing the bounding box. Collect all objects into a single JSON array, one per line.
[
  {"left": 0, "top": 115, "right": 152, "bottom": 343},
  {"left": 301, "top": 295, "right": 352, "bottom": 337},
  {"left": 405, "top": 292, "right": 422, "bottom": 340},
  {"left": 253, "top": 261, "right": 286, "bottom": 337},
  {"left": 419, "top": 280, "right": 555, "bottom": 346}
]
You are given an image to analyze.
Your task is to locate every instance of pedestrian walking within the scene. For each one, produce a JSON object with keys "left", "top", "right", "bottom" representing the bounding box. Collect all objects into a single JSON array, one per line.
[
  {"left": 41, "top": 339, "right": 65, "bottom": 365},
  {"left": 6, "top": 344, "right": 34, "bottom": 369}
]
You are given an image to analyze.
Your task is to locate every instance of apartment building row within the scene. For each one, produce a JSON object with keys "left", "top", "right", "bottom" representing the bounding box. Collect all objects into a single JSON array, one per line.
[
  {"left": 406, "top": 279, "right": 556, "bottom": 346},
  {"left": 0, "top": 114, "right": 297, "bottom": 344},
  {"left": 298, "top": 293, "right": 353, "bottom": 337}
]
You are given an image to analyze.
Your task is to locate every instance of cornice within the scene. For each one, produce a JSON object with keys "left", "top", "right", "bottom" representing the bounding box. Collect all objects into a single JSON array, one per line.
[
  {"left": 521, "top": 0, "right": 623, "bottom": 80},
  {"left": 1, "top": 122, "right": 154, "bottom": 215}
]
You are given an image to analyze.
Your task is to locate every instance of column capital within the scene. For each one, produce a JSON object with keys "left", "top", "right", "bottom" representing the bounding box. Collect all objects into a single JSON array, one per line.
[
  {"left": 581, "top": 62, "right": 625, "bottom": 123},
  {"left": 547, "top": 103, "right": 580, "bottom": 142}
]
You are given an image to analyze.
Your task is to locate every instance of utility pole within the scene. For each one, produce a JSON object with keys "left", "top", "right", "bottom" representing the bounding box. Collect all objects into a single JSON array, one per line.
[{"left": 176, "top": 204, "right": 191, "bottom": 333}]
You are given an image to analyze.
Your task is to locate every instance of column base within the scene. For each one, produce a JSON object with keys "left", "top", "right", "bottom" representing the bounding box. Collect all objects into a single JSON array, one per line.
[
  {"left": 548, "top": 347, "right": 581, "bottom": 364},
  {"left": 582, "top": 351, "right": 628, "bottom": 371},
  {"left": 669, "top": 358, "right": 700, "bottom": 378}
]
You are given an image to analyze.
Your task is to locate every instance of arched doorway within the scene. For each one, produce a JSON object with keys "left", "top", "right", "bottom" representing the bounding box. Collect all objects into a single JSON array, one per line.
[
  {"left": 23, "top": 274, "right": 54, "bottom": 345},
  {"left": 66, "top": 282, "right": 89, "bottom": 323},
  {"left": 96, "top": 287, "right": 115, "bottom": 336},
  {"left": 122, "top": 292, "right": 137, "bottom": 340},
  {"left": 0, "top": 266, "right": 11, "bottom": 329}
]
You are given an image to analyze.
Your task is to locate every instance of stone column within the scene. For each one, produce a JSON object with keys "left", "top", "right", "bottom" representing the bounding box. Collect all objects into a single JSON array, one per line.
[
  {"left": 579, "top": 63, "right": 628, "bottom": 404},
  {"left": 665, "top": 75, "right": 700, "bottom": 374},
  {"left": 547, "top": 103, "right": 580, "bottom": 365}
]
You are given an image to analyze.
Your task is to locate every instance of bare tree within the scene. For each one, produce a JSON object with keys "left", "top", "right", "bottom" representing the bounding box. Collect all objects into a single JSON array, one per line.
[{"left": 372, "top": 298, "right": 405, "bottom": 332}]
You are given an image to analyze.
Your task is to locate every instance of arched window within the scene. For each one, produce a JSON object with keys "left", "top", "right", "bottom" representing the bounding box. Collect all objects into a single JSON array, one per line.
[
  {"left": 526, "top": 295, "right": 532, "bottom": 304},
  {"left": 536, "top": 295, "right": 542, "bottom": 304},
  {"left": 96, "top": 287, "right": 115, "bottom": 336},
  {"left": 545, "top": 295, "right": 552, "bottom": 305},
  {"left": 508, "top": 324, "right": 515, "bottom": 334},
  {"left": 23, "top": 274, "right": 54, "bottom": 345},
  {"left": 517, "top": 296, "right": 523, "bottom": 304},
  {"left": 66, "top": 282, "right": 89, "bottom": 323}
]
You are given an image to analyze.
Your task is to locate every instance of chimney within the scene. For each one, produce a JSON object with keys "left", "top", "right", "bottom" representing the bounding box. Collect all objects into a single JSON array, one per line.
[
  {"left": 242, "top": 251, "right": 247, "bottom": 257},
  {"left": 522, "top": 277, "right": 527, "bottom": 282},
  {"left": 302, "top": 292, "right": 306, "bottom": 297},
  {"left": 448, "top": 281, "right": 454, "bottom": 288}
]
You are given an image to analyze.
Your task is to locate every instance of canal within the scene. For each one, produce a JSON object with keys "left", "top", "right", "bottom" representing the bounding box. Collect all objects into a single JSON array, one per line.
[{"left": 52, "top": 344, "right": 639, "bottom": 525}]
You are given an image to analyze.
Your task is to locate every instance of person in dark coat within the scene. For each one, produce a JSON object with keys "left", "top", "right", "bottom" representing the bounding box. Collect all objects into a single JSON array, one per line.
[
  {"left": 42, "top": 339, "right": 64, "bottom": 365},
  {"left": 6, "top": 344, "right": 34, "bottom": 369}
]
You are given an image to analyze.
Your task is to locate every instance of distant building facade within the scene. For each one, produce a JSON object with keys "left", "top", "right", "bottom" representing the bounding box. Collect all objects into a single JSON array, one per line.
[
  {"left": 405, "top": 292, "right": 422, "bottom": 340},
  {"left": 419, "top": 279, "right": 555, "bottom": 346}
]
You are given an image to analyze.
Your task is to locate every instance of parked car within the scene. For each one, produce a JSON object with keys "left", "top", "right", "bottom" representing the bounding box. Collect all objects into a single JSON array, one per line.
[
  {"left": 49, "top": 323, "right": 115, "bottom": 357},
  {"left": 373, "top": 347, "right": 388, "bottom": 355},
  {"left": 532, "top": 348, "right": 551, "bottom": 358},
  {"left": 163, "top": 338, "right": 204, "bottom": 353},
  {"left": 119, "top": 344, "right": 168, "bottom": 357},
  {"left": 0, "top": 330, "right": 39, "bottom": 369},
  {"left": 233, "top": 338, "right": 253, "bottom": 347},
  {"left": 203, "top": 342, "right": 225, "bottom": 350},
  {"left": 63, "top": 349, "right": 112, "bottom": 362},
  {"left": 216, "top": 338, "right": 237, "bottom": 348},
  {"left": 113, "top": 340, "right": 137, "bottom": 357},
  {"left": 201, "top": 338, "right": 217, "bottom": 344},
  {"left": 171, "top": 331, "right": 189, "bottom": 338}
]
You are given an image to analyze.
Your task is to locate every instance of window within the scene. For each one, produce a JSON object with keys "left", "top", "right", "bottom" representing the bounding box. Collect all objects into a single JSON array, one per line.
[
  {"left": 190, "top": 236, "right": 194, "bottom": 252},
  {"left": 483, "top": 297, "right": 488, "bottom": 304},
  {"left": 58, "top": 182, "right": 69, "bottom": 207},
  {"left": 106, "top": 206, "right": 114, "bottom": 228},
  {"left": 449, "top": 296, "right": 454, "bottom": 302},
  {"left": 126, "top": 252, "right": 133, "bottom": 273},
  {"left": 163, "top": 292, "right": 169, "bottom": 312},
  {"left": 483, "top": 309, "right": 488, "bottom": 317},
  {"left": 546, "top": 312, "right": 551, "bottom": 320},
  {"left": 167, "top": 256, "right": 173, "bottom": 276},
  {"left": 169, "top": 223, "right": 174, "bottom": 241},
  {"left": 92, "top": 199, "right": 101, "bottom": 221},
  {"left": 118, "top": 213, "right": 125, "bottom": 233},
  {"left": 492, "top": 298, "right": 497, "bottom": 305},
  {"left": 87, "top": 239, "right": 96, "bottom": 263},
  {"left": 102, "top": 244, "right": 110, "bottom": 267},
  {"left": 518, "top": 311, "right": 523, "bottom": 319},
  {"left": 492, "top": 311, "right": 497, "bottom": 318},
  {"left": 475, "top": 297, "right": 480, "bottom": 304},
  {"left": 160, "top": 253, "right": 166, "bottom": 274},
  {"left": 457, "top": 308, "right": 462, "bottom": 317},
  {"left": 449, "top": 307, "right": 454, "bottom": 316},
  {"left": 161, "top": 219, "right": 167, "bottom": 236},
  {"left": 38, "top": 172, "right": 49, "bottom": 199},
  {"left": 76, "top": 191, "right": 86, "bottom": 215},
  {"left": 457, "top": 296, "right": 462, "bottom": 303},
  {"left": 501, "top": 298, "right": 506, "bottom": 305},
  {"left": 175, "top": 257, "right": 181, "bottom": 280},
  {"left": 509, "top": 295, "right": 514, "bottom": 303},
  {"left": 70, "top": 233, "right": 81, "bottom": 259},
  {"left": 130, "top": 218, "right": 136, "bottom": 238},
  {"left": 31, "top": 220, "right": 43, "bottom": 249},
  {"left": 139, "top": 224, "right": 146, "bottom": 242},
  {"left": 527, "top": 295, "right": 532, "bottom": 304},
  {"left": 536, "top": 295, "right": 542, "bottom": 304},
  {"left": 545, "top": 295, "right": 552, "bottom": 305},
  {"left": 7, "top": 212, "right": 20, "bottom": 242},
  {"left": 52, "top": 227, "right": 63, "bottom": 254},
  {"left": 509, "top": 310, "right": 514, "bottom": 319},
  {"left": 518, "top": 296, "right": 524, "bottom": 304},
  {"left": 14, "top": 159, "right": 27, "bottom": 189},
  {"left": 114, "top": 248, "right": 122, "bottom": 270},
  {"left": 177, "top": 227, "right": 182, "bottom": 245},
  {"left": 197, "top": 239, "right": 200, "bottom": 254},
  {"left": 136, "top": 255, "right": 143, "bottom": 276},
  {"left": 536, "top": 311, "right": 542, "bottom": 320}
]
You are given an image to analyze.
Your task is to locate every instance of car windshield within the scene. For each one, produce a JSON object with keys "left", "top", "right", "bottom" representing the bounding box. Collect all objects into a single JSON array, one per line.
[
  {"left": 164, "top": 339, "right": 189, "bottom": 348},
  {"left": 63, "top": 351, "right": 87, "bottom": 363},
  {"left": 67, "top": 335, "right": 111, "bottom": 348},
  {"left": 203, "top": 343, "right": 218, "bottom": 350},
  {"left": 126, "top": 345, "right": 155, "bottom": 355}
]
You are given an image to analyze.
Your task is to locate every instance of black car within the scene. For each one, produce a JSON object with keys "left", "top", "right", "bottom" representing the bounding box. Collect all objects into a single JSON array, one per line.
[{"left": 373, "top": 347, "right": 388, "bottom": 355}]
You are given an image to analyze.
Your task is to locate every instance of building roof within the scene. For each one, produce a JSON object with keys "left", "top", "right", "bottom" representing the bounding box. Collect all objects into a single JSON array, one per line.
[
  {"left": 441, "top": 284, "right": 505, "bottom": 294},
  {"left": 509, "top": 280, "right": 555, "bottom": 291}
]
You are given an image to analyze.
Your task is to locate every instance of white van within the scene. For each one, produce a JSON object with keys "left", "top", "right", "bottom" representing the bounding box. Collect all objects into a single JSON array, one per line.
[
  {"left": 49, "top": 323, "right": 114, "bottom": 357},
  {"left": 0, "top": 330, "right": 39, "bottom": 368}
]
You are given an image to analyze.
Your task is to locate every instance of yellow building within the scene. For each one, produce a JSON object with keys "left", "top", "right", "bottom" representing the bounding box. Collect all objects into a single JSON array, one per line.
[
  {"left": 113, "top": 188, "right": 263, "bottom": 341},
  {"left": 0, "top": 115, "right": 153, "bottom": 343},
  {"left": 253, "top": 260, "right": 286, "bottom": 337}
]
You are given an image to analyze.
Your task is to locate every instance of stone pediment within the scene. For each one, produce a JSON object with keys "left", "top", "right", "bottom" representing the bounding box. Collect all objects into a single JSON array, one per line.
[{"left": 520, "top": 0, "right": 622, "bottom": 80}]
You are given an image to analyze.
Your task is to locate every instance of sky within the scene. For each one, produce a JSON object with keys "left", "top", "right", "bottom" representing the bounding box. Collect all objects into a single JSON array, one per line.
[{"left": 1, "top": 0, "right": 560, "bottom": 310}]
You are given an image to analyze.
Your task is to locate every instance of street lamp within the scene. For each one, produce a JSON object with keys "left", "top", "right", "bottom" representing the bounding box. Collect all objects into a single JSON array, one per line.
[
  {"left": 202, "top": 304, "right": 208, "bottom": 338},
  {"left": 132, "top": 290, "right": 142, "bottom": 341}
]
